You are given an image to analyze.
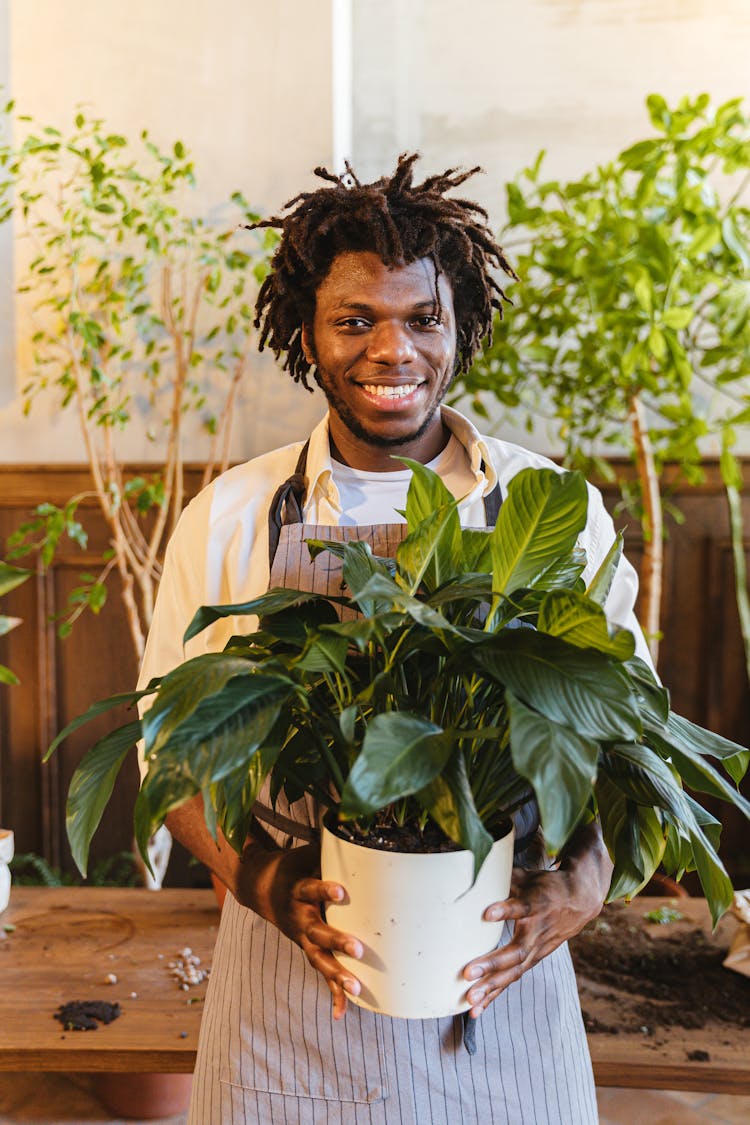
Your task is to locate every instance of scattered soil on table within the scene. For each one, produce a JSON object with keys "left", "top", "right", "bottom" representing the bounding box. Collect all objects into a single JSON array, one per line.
[
  {"left": 53, "top": 1000, "right": 121, "bottom": 1031},
  {"left": 569, "top": 903, "right": 750, "bottom": 1040}
]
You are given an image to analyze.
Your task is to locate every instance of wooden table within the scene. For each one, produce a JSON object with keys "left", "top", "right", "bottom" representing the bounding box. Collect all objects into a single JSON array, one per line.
[
  {"left": 571, "top": 896, "right": 749, "bottom": 1094},
  {"left": 0, "top": 887, "right": 218, "bottom": 1072},
  {"left": 1, "top": 887, "right": 748, "bottom": 1093}
]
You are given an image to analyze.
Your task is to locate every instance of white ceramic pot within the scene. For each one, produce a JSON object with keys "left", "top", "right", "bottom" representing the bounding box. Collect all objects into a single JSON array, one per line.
[
  {"left": 0, "top": 829, "right": 14, "bottom": 915},
  {"left": 321, "top": 821, "right": 515, "bottom": 1020}
]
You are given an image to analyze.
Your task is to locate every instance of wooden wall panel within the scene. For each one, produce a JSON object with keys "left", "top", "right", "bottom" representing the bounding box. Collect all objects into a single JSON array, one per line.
[{"left": 1, "top": 462, "right": 749, "bottom": 885}]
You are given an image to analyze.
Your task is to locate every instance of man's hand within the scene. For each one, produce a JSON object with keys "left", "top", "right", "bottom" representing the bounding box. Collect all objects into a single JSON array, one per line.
[
  {"left": 462, "top": 820, "right": 612, "bottom": 1018},
  {"left": 165, "top": 799, "right": 363, "bottom": 1020},
  {"left": 235, "top": 841, "right": 364, "bottom": 1020}
]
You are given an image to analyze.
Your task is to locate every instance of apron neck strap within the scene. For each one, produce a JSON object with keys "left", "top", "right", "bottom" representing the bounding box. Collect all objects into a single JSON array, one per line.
[
  {"left": 268, "top": 447, "right": 502, "bottom": 571},
  {"left": 480, "top": 461, "right": 502, "bottom": 525},
  {"left": 268, "top": 440, "right": 309, "bottom": 572}
]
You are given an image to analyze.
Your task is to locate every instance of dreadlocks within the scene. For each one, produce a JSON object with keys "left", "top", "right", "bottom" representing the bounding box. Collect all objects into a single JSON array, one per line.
[{"left": 250, "top": 153, "right": 517, "bottom": 391}]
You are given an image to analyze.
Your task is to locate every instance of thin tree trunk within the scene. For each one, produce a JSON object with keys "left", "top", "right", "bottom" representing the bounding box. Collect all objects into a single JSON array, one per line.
[{"left": 628, "top": 393, "right": 662, "bottom": 667}]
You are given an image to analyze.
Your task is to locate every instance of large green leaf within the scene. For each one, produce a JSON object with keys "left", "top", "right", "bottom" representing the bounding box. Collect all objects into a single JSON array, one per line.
[
  {"left": 337, "top": 540, "right": 393, "bottom": 614},
  {"left": 507, "top": 691, "right": 598, "bottom": 853},
  {"left": 340, "top": 712, "right": 450, "bottom": 817},
  {"left": 257, "top": 599, "right": 340, "bottom": 647},
  {"left": 396, "top": 503, "right": 463, "bottom": 594},
  {"left": 46, "top": 684, "right": 157, "bottom": 760},
  {"left": 353, "top": 573, "right": 459, "bottom": 635},
  {"left": 646, "top": 726, "right": 750, "bottom": 818},
  {"left": 142, "top": 654, "right": 259, "bottom": 754},
  {"left": 296, "top": 631, "right": 350, "bottom": 675},
  {"left": 461, "top": 529, "right": 492, "bottom": 573},
  {"left": 144, "top": 674, "right": 294, "bottom": 788},
  {"left": 213, "top": 718, "right": 289, "bottom": 851},
  {"left": 658, "top": 712, "right": 749, "bottom": 783},
  {"left": 66, "top": 719, "right": 142, "bottom": 876},
  {"left": 417, "top": 748, "right": 493, "bottom": 880},
  {"left": 625, "top": 656, "right": 670, "bottom": 724},
  {"left": 183, "top": 588, "right": 335, "bottom": 643},
  {"left": 474, "top": 630, "right": 641, "bottom": 740},
  {"left": 537, "top": 589, "right": 635, "bottom": 660},
  {"left": 602, "top": 742, "right": 694, "bottom": 822},
  {"left": 400, "top": 457, "right": 460, "bottom": 530},
  {"left": 687, "top": 826, "right": 735, "bottom": 927},
  {"left": 595, "top": 771, "right": 666, "bottom": 900},
  {"left": 490, "top": 467, "right": 588, "bottom": 597}
]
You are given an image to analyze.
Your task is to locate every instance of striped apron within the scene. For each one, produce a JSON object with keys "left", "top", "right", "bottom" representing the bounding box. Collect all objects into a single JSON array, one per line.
[{"left": 188, "top": 460, "right": 599, "bottom": 1125}]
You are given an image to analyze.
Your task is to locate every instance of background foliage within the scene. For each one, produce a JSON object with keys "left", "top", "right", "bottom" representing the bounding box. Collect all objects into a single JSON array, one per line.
[
  {"left": 453, "top": 93, "right": 750, "bottom": 666},
  {"left": 0, "top": 103, "right": 276, "bottom": 658}
]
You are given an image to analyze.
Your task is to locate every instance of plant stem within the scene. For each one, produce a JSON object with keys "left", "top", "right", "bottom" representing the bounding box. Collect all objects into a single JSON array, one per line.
[{"left": 725, "top": 481, "right": 750, "bottom": 685}]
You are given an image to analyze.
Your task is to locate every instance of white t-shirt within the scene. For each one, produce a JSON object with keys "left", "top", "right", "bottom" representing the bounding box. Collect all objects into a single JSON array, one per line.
[{"left": 331, "top": 434, "right": 477, "bottom": 526}]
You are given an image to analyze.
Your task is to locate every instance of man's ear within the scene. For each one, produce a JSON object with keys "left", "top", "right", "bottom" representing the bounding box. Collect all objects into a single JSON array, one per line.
[{"left": 301, "top": 324, "right": 315, "bottom": 365}]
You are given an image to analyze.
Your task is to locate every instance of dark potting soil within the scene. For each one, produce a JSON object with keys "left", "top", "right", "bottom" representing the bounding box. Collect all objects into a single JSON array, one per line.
[
  {"left": 331, "top": 819, "right": 464, "bottom": 854},
  {"left": 53, "top": 999, "right": 121, "bottom": 1031},
  {"left": 569, "top": 903, "right": 750, "bottom": 1037}
]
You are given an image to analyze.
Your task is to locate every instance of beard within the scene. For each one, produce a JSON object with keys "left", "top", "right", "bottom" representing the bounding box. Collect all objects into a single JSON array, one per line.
[{"left": 312, "top": 359, "right": 458, "bottom": 450}]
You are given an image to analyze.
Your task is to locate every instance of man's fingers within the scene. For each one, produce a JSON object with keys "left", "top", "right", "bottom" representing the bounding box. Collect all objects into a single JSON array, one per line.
[
  {"left": 305, "top": 917, "right": 363, "bottom": 959},
  {"left": 483, "top": 897, "right": 533, "bottom": 922},
  {"left": 296, "top": 877, "right": 346, "bottom": 905}
]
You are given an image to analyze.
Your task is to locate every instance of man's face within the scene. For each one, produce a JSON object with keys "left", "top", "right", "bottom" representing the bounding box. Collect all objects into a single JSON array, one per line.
[{"left": 301, "top": 250, "right": 457, "bottom": 470}]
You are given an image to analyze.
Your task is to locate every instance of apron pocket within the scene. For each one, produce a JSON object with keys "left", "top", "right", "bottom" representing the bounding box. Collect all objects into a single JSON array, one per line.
[{"left": 218, "top": 909, "right": 388, "bottom": 1105}]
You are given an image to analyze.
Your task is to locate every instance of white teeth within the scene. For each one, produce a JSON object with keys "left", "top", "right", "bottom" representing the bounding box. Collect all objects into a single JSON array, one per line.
[{"left": 361, "top": 384, "right": 419, "bottom": 398}]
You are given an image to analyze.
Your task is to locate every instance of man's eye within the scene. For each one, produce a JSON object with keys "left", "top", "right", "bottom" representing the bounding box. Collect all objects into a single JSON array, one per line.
[
  {"left": 413, "top": 315, "right": 440, "bottom": 328},
  {"left": 338, "top": 317, "right": 370, "bottom": 329}
]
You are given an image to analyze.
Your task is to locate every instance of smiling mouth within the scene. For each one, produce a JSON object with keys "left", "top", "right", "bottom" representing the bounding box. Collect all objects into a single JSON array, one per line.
[{"left": 359, "top": 383, "right": 422, "bottom": 399}]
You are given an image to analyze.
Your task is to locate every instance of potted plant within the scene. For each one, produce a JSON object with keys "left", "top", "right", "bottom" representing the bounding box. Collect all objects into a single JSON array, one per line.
[{"left": 49, "top": 462, "right": 750, "bottom": 1018}]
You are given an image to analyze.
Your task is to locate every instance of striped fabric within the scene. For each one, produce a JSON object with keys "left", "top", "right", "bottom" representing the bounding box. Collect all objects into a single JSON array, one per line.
[
  {"left": 187, "top": 519, "right": 599, "bottom": 1124},
  {"left": 190, "top": 893, "right": 597, "bottom": 1124}
]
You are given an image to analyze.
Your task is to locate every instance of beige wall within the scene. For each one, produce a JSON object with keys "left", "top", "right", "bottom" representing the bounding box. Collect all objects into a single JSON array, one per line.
[
  {"left": 0, "top": 0, "right": 333, "bottom": 462},
  {"left": 352, "top": 0, "right": 750, "bottom": 221},
  {"left": 2, "top": 0, "right": 750, "bottom": 462}
]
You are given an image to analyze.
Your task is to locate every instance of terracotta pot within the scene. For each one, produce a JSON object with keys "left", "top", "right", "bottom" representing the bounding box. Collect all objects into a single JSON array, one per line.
[
  {"left": 92, "top": 1072, "right": 193, "bottom": 1119},
  {"left": 321, "top": 821, "right": 515, "bottom": 1019}
]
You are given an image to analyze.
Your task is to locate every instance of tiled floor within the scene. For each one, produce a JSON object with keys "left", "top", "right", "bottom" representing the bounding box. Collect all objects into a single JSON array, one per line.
[{"left": 1, "top": 1073, "right": 750, "bottom": 1124}]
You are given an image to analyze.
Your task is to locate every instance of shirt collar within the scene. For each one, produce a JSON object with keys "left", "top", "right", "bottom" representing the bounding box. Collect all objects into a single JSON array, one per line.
[{"left": 302, "top": 406, "right": 498, "bottom": 519}]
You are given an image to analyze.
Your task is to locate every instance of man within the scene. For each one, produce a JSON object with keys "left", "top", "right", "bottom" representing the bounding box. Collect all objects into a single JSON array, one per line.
[{"left": 139, "top": 155, "right": 648, "bottom": 1123}]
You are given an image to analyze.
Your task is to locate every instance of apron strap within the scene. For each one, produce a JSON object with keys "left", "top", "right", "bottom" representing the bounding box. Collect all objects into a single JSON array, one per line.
[
  {"left": 268, "top": 441, "right": 310, "bottom": 572},
  {"left": 482, "top": 480, "right": 502, "bottom": 525},
  {"left": 251, "top": 800, "right": 318, "bottom": 843}
]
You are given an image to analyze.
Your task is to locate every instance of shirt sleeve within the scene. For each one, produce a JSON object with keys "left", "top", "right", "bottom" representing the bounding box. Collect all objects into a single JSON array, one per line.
[
  {"left": 136, "top": 503, "right": 206, "bottom": 778},
  {"left": 583, "top": 481, "right": 655, "bottom": 671}
]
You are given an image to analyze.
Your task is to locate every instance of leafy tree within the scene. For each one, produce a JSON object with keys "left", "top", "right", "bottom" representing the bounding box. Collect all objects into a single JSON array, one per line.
[
  {"left": 454, "top": 94, "right": 750, "bottom": 666},
  {"left": 1, "top": 106, "right": 276, "bottom": 659}
]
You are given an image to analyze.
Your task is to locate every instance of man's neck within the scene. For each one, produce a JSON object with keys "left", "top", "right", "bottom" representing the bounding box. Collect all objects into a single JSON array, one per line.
[{"left": 327, "top": 414, "right": 451, "bottom": 471}]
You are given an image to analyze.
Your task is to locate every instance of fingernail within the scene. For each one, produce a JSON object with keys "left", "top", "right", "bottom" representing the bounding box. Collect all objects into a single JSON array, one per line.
[
  {"left": 344, "top": 979, "right": 360, "bottom": 996},
  {"left": 466, "top": 965, "right": 484, "bottom": 980},
  {"left": 486, "top": 906, "right": 503, "bottom": 921},
  {"left": 345, "top": 940, "right": 363, "bottom": 959},
  {"left": 468, "top": 987, "right": 486, "bottom": 1003},
  {"left": 331, "top": 885, "right": 344, "bottom": 900}
]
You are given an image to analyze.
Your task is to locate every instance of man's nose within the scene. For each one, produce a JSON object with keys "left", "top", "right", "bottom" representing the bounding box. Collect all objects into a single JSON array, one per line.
[{"left": 367, "top": 321, "right": 417, "bottom": 365}]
